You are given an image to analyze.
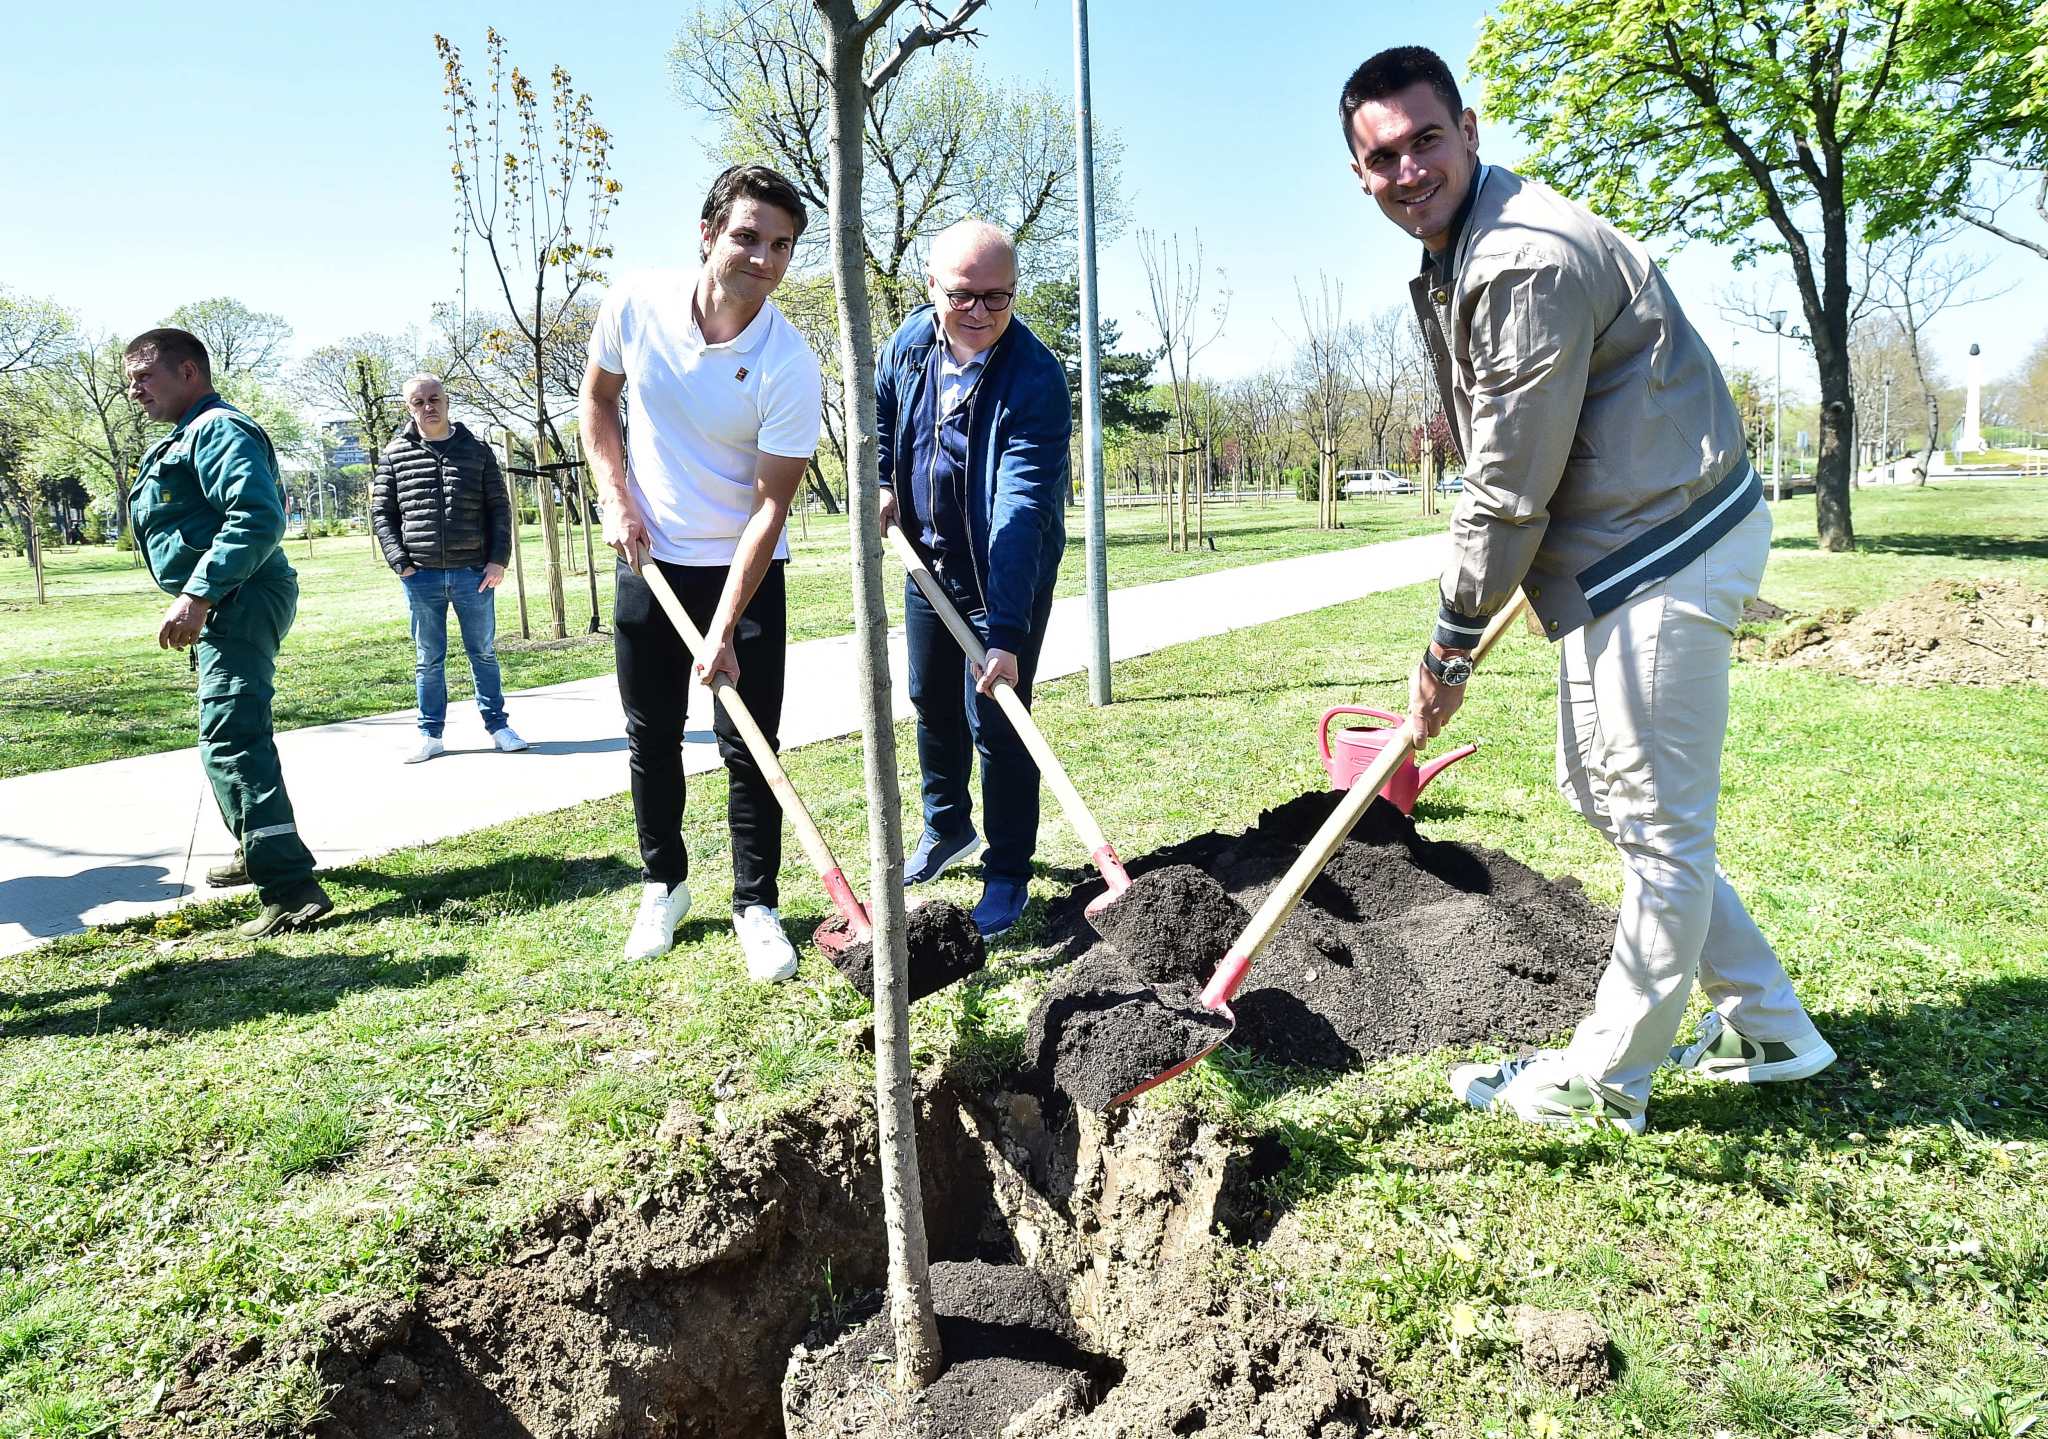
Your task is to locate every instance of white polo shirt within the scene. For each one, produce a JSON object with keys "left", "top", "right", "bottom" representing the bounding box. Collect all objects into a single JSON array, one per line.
[{"left": 588, "top": 268, "right": 823, "bottom": 566}]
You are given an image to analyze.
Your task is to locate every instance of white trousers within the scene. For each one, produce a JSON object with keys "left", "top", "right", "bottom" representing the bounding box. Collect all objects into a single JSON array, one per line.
[{"left": 1555, "top": 502, "right": 1816, "bottom": 1111}]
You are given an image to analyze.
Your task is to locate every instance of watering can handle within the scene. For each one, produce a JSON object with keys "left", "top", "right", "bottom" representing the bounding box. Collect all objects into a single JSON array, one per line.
[{"left": 1316, "top": 705, "right": 1403, "bottom": 765}]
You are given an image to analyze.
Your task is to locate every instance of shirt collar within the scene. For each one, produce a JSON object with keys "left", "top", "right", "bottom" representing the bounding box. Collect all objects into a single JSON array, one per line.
[
  {"left": 1419, "top": 165, "right": 1484, "bottom": 290},
  {"left": 690, "top": 283, "right": 773, "bottom": 354}
]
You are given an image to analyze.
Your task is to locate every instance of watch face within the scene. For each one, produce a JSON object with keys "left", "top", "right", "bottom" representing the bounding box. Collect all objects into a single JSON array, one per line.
[{"left": 1442, "top": 656, "right": 1474, "bottom": 685}]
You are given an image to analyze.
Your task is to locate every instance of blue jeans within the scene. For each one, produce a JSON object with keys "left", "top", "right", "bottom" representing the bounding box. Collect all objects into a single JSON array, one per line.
[
  {"left": 401, "top": 566, "right": 508, "bottom": 738},
  {"left": 903, "top": 564, "right": 1056, "bottom": 883}
]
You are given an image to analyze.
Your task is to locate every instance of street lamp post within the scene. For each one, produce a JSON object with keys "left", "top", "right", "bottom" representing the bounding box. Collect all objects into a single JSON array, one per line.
[
  {"left": 1770, "top": 310, "right": 1786, "bottom": 503},
  {"left": 1073, "top": 0, "right": 1111, "bottom": 706},
  {"left": 1880, "top": 373, "right": 1893, "bottom": 485}
]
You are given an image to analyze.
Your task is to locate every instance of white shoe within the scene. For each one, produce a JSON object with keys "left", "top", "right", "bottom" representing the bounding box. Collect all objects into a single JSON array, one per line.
[
  {"left": 1451, "top": 1050, "right": 1646, "bottom": 1134},
  {"left": 492, "top": 726, "right": 529, "bottom": 752},
  {"left": 1667, "top": 1009, "right": 1837, "bottom": 1083},
  {"left": 734, "top": 905, "right": 800, "bottom": 983},
  {"left": 624, "top": 881, "right": 691, "bottom": 960},
  {"left": 405, "top": 736, "right": 445, "bottom": 764}
]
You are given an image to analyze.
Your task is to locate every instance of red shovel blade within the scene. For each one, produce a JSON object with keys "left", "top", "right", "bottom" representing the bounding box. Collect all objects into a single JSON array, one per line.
[
  {"left": 1081, "top": 843, "right": 1134, "bottom": 918},
  {"left": 814, "top": 866, "right": 872, "bottom": 956},
  {"left": 1105, "top": 1000, "right": 1235, "bottom": 1108}
]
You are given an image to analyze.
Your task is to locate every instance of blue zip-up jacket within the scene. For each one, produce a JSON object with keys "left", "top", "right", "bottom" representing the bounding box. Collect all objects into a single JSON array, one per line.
[{"left": 876, "top": 306, "right": 1069, "bottom": 655}]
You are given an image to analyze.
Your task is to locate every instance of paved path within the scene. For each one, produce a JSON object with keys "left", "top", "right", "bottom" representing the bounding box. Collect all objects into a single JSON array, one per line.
[{"left": 0, "top": 532, "right": 1446, "bottom": 954}]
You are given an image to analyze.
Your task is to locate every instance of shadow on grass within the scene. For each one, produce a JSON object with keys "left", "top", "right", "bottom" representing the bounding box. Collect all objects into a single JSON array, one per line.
[
  {"left": 0, "top": 947, "right": 464, "bottom": 1037},
  {"left": 1211, "top": 971, "right": 2048, "bottom": 1212},
  {"left": 1770, "top": 531, "right": 2048, "bottom": 561},
  {"left": 334, "top": 851, "right": 639, "bottom": 926}
]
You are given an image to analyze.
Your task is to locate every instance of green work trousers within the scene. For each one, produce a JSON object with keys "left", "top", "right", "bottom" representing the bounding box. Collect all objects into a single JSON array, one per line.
[{"left": 195, "top": 571, "right": 317, "bottom": 901}]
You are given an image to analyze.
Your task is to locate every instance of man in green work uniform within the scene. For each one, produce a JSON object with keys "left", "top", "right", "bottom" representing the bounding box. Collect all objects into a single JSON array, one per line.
[{"left": 126, "top": 327, "right": 333, "bottom": 937}]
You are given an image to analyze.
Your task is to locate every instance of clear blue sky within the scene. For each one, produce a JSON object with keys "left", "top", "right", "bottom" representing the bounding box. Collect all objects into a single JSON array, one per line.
[{"left": 4, "top": 0, "right": 2040, "bottom": 404}]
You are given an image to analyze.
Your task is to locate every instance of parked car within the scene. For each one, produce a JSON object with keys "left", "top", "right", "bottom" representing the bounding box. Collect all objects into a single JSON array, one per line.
[
  {"left": 1340, "top": 470, "right": 1412, "bottom": 496},
  {"left": 1436, "top": 472, "right": 1464, "bottom": 494}
]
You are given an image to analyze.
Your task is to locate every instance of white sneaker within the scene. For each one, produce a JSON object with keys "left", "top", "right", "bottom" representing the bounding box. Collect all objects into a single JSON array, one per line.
[
  {"left": 624, "top": 881, "right": 691, "bottom": 960},
  {"left": 734, "top": 905, "right": 800, "bottom": 983},
  {"left": 492, "top": 726, "right": 530, "bottom": 752},
  {"left": 405, "top": 736, "right": 445, "bottom": 764},
  {"left": 1667, "top": 1009, "right": 1837, "bottom": 1083},
  {"left": 1452, "top": 1050, "right": 1646, "bottom": 1135}
]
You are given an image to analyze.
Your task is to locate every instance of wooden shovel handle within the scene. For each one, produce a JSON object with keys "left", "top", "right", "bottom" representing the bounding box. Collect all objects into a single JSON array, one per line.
[
  {"left": 1199, "top": 590, "right": 1530, "bottom": 1008},
  {"left": 636, "top": 548, "right": 869, "bottom": 938},
  {"left": 885, "top": 525, "right": 1128, "bottom": 886}
]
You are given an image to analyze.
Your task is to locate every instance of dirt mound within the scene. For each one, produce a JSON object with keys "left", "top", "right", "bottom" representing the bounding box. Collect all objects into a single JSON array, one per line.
[
  {"left": 826, "top": 898, "right": 986, "bottom": 1003},
  {"left": 1765, "top": 576, "right": 2048, "bottom": 687},
  {"left": 1506, "top": 1305, "right": 1615, "bottom": 1394},
  {"left": 1027, "top": 789, "right": 1613, "bottom": 1107}
]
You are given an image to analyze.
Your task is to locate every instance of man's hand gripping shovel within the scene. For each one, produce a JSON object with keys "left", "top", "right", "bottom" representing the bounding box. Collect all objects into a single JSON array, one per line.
[
  {"left": 1105, "top": 591, "right": 1532, "bottom": 1107},
  {"left": 633, "top": 543, "right": 872, "bottom": 955},
  {"left": 883, "top": 524, "right": 1134, "bottom": 914}
]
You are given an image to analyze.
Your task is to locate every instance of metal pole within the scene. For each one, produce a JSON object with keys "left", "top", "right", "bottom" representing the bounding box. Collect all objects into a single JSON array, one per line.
[
  {"left": 1773, "top": 319, "right": 1784, "bottom": 503},
  {"left": 1881, "top": 374, "right": 1892, "bottom": 485},
  {"left": 1074, "top": 0, "right": 1111, "bottom": 706}
]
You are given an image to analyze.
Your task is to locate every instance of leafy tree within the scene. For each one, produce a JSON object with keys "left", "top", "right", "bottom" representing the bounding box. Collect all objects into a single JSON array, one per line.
[
  {"left": 31, "top": 334, "right": 154, "bottom": 551},
  {"left": 1014, "top": 276, "right": 1162, "bottom": 436},
  {"left": 1470, "top": 0, "right": 1957, "bottom": 551},
  {"left": 293, "top": 335, "right": 412, "bottom": 519},
  {"left": 0, "top": 288, "right": 70, "bottom": 378},
  {"left": 163, "top": 298, "right": 292, "bottom": 381}
]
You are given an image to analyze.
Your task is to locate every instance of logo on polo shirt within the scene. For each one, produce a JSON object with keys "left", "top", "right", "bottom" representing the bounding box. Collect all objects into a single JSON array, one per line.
[{"left": 735, "top": 366, "right": 749, "bottom": 381}]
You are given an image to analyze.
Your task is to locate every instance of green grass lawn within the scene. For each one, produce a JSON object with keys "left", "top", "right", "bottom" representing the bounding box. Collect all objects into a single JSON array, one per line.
[
  {"left": 1, "top": 480, "right": 2042, "bottom": 1434},
  {"left": 0, "top": 495, "right": 1441, "bottom": 779}
]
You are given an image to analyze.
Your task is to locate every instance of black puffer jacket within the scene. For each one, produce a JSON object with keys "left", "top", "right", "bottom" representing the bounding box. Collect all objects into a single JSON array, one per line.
[{"left": 371, "top": 421, "right": 513, "bottom": 573}]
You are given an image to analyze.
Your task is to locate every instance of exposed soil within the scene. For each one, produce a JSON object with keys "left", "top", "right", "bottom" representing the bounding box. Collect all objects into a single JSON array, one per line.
[
  {"left": 1763, "top": 576, "right": 2048, "bottom": 687},
  {"left": 783, "top": 1261, "right": 1108, "bottom": 1438},
  {"left": 1506, "top": 1305, "right": 1615, "bottom": 1394},
  {"left": 1028, "top": 789, "right": 1614, "bottom": 1108},
  {"left": 824, "top": 898, "right": 986, "bottom": 1003}
]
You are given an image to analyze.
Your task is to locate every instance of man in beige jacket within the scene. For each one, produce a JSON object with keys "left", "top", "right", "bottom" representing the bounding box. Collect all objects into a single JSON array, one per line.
[{"left": 1342, "top": 46, "right": 1835, "bottom": 1133}]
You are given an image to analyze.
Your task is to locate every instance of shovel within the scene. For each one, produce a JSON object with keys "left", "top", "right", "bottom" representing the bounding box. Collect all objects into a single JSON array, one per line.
[
  {"left": 885, "top": 524, "right": 1133, "bottom": 915},
  {"left": 1106, "top": 590, "right": 1533, "bottom": 1107},
  {"left": 634, "top": 546, "right": 872, "bottom": 955}
]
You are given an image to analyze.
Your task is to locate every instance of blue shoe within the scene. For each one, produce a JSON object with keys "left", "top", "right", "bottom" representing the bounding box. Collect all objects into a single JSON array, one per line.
[
  {"left": 973, "top": 877, "right": 1030, "bottom": 938},
  {"left": 905, "top": 827, "right": 980, "bottom": 886}
]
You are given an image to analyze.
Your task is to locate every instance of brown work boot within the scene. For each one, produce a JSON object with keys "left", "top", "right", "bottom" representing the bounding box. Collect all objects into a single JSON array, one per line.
[
  {"left": 206, "top": 848, "right": 249, "bottom": 887},
  {"left": 239, "top": 879, "right": 335, "bottom": 938}
]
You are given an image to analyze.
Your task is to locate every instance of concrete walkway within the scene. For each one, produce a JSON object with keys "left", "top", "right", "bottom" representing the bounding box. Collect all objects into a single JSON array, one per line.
[{"left": 0, "top": 531, "right": 1447, "bottom": 954}]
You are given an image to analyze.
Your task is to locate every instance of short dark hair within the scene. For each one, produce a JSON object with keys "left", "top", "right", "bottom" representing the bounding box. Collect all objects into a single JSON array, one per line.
[
  {"left": 125, "top": 327, "right": 212, "bottom": 378},
  {"left": 1339, "top": 47, "right": 1465, "bottom": 152},
  {"left": 700, "top": 163, "right": 808, "bottom": 258}
]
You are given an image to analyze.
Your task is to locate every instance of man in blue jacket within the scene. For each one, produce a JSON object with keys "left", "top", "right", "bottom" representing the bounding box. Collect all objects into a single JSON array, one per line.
[
  {"left": 877, "top": 220, "right": 1070, "bottom": 937},
  {"left": 125, "top": 328, "right": 331, "bottom": 937}
]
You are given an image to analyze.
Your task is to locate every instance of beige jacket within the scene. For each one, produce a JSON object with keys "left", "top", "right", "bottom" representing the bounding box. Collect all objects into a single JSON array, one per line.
[{"left": 1414, "top": 166, "right": 1757, "bottom": 645}]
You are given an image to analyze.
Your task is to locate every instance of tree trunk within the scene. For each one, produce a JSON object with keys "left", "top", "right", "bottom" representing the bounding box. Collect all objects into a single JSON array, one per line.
[
  {"left": 1912, "top": 392, "right": 1941, "bottom": 488},
  {"left": 805, "top": 457, "right": 842, "bottom": 514},
  {"left": 819, "top": 0, "right": 941, "bottom": 1393},
  {"left": 503, "top": 431, "right": 532, "bottom": 640},
  {"left": 534, "top": 370, "right": 569, "bottom": 639}
]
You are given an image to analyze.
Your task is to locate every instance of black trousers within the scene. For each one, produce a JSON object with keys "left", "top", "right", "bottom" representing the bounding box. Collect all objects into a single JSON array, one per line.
[{"left": 613, "top": 558, "right": 786, "bottom": 910}]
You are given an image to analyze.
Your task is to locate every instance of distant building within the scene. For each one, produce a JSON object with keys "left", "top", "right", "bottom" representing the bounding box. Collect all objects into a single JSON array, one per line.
[{"left": 323, "top": 419, "right": 368, "bottom": 468}]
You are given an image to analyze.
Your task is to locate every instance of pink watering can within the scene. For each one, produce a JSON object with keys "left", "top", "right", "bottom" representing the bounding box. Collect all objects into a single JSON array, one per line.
[{"left": 1317, "top": 706, "right": 1478, "bottom": 815}]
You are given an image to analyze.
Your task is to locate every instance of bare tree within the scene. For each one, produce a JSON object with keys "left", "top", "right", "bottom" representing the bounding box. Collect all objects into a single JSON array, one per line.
[
  {"left": 1292, "top": 275, "right": 1352, "bottom": 530},
  {"left": 438, "top": 29, "right": 620, "bottom": 639},
  {"left": 163, "top": 298, "right": 293, "bottom": 382},
  {"left": 1137, "top": 229, "right": 1228, "bottom": 549},
  {"left": 1957, "top": 161, "right": 2048, "bottom": 263},
  {"left": 813, "top": 0, "right": 990, "bottom": 1393},
  {"left": 1862, "top": 228, "right": 2001, "bottom": 485},
  {"left": 0, "top": 289, "right": 72, "bottom": 378},
  {"left": 674, "top": 1, "right": 1121, "bottom": 327},
  {"left": 294, "top": 334, "right": 412, "bottom": 530}
]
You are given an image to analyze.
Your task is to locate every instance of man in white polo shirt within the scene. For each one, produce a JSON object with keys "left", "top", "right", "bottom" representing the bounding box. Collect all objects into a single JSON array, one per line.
[{"left": 580, "top": 163, "right": 822, "bottom": 979}]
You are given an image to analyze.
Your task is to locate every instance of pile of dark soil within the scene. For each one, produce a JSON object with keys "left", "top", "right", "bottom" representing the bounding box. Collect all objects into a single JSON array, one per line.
[
  {"left": 1764, "top": 576, "right": 2048, "bottom": 686},
  {"left": 782, "top": 1262, "right": 1110, "bottom": 1437},
  {"left": 824, "top": 898, "right": 985, "bottom": 1003},
  {"left": 1028, "top": 789, "right": 1614, "bottom": 1108}
]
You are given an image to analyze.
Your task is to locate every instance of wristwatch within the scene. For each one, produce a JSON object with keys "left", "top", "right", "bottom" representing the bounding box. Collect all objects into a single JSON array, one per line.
[{"left": 1422, "top": 647, "right": 1474, "bottom": 686}]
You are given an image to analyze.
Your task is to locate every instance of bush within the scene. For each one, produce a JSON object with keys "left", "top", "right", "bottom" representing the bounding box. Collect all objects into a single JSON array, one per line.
[{"left": 82, "top": 505, "right": 109, "bottom": 545}]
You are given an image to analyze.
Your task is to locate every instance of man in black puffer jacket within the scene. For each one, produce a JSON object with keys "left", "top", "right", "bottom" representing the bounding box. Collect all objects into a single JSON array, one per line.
[{"left": 372, "top": 374, "right": 526, "bottom": 762}]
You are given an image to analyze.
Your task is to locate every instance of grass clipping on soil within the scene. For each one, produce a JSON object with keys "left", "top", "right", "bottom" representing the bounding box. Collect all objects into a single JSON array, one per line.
[
  {"left": 1027, "top": 789, "right": 1615, "bottom": 1109},
  {"left": 1764, "top": 576, "right": 2048, "bottom": 686}
]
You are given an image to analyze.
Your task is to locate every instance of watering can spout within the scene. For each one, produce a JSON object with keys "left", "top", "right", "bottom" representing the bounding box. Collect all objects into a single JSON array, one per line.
[{"left": 1415, "top": 742, "right": 1480, "bottom": 794}]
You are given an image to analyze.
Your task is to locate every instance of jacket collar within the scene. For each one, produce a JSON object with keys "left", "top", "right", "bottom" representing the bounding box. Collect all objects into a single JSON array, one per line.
[
  {"left": 1421, "top": 164, "right": 1489, "bottom": 292},
  {"left": 175, "top": 392, "right": 227, "bottom": 431},
  {"left": 402, "top": 418, "right": 468, "bottom": 445}
]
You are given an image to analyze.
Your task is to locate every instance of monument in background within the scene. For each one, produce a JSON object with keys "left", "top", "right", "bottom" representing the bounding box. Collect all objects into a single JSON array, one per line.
[{"left": 1961, "top": 342, "right": 1985, "bottom": 454}]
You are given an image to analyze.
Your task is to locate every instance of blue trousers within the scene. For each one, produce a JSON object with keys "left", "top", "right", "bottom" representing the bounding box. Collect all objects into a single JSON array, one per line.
[
  {"left": 903, "top": 565, "right": 1057, "bottom": 883},
  {"left": 401, "top": 566, "right": 508, "bottom": 738}
]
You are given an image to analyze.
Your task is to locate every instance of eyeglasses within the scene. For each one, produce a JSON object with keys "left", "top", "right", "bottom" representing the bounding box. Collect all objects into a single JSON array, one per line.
[{"left": 941, "top": 287, "right": 1013, "bottom": 313}]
